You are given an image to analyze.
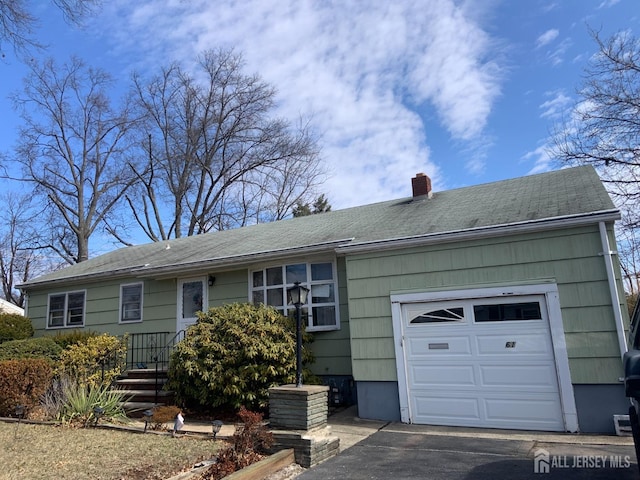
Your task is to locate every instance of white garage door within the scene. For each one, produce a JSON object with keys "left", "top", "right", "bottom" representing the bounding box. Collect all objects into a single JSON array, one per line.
[{"left": 401, "top": 295, "right": 565, "bottom": 431}]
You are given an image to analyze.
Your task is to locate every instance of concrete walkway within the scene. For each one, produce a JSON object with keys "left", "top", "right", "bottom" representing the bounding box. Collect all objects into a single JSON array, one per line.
[
  {"left": 128, "top": 406, "right": 633, "bottom": 450},
  {"left": 126, "top": 406, "right": 386, "bottom": 450}
]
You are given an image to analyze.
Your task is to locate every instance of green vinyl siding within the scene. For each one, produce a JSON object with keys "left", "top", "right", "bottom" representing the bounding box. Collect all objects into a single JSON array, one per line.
[
  {"left": 209, "top": 269, "right": 249, "bottom": 306},
  {"left": 30, "top": 279, "right": 177, "bottom": 337},
  {"left": 27, "top": 259, "right": 352, "bottom": 377},
  {"left": 346, "top": 223, "right": 626, "bottom": 384}
]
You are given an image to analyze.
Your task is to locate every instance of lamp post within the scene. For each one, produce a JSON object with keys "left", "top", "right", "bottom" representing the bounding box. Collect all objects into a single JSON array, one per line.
[
  {"left": 14, "top": 405, "right": 25, "bottom": 439},
  {"left": 287, "top": 281, "right": 309, "bottom": 387},
  {"left": 93, "top": 406, "right": 105, "bottom": 427},
  {"left": 143, "top": 409, "right": 154, "bottom": 433}
]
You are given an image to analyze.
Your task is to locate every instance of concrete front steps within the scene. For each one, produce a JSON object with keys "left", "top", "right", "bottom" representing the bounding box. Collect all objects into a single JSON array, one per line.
[{"left": 113, "top": 368, "right": 175, "bottom": 416}]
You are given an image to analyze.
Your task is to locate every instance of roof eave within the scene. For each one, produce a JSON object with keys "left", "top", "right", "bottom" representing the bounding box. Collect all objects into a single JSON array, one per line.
[
  {"left": 132, "top": 238, "right": 355, "bottom": 280},
  {"left": 18, "top": 267, "right": 147, "bottom": 291},
  {"left": 21, "top": 238, "right": 355, "bottom": 288},
  {"left": 335, "top": 209, "right": 621, "bottom": 255}
]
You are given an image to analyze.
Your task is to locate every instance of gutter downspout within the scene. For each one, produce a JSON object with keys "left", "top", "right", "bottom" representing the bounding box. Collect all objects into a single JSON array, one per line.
[{"left": 599, "top": 221, "right": 628, "bottom": 358}]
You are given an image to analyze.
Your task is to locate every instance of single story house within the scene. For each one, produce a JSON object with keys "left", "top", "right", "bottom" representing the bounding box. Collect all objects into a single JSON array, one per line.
[
  {"left": 0, "top": 298, "right": 25, "bottom": 316},
  {"left": 20, "top": 166, "right": 629, "bottom": 433}
]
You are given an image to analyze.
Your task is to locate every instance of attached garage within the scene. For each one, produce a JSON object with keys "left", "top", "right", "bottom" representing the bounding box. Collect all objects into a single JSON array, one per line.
[{"left": 391, "top": 284, "right": 579, "bottom": 432}]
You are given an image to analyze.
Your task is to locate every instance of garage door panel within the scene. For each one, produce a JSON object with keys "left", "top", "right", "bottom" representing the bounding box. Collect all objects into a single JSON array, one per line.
[
  {"left": 402, "top": 294, "right": 565, "bottom": 431},
  {"left": 475, "top": 332, "right": 553, "bottom": 356},
  {"left": 483, "top": 395, "right": 564, "bottom": 428},
  {"left": 406, "top": 336, "right": 472, "bottom": 357},
  {"left": 479, "top": 364, "right": 560, "bottom": 389},
  {"left": 410, "top": 364, "right": 476, "bottom": 387},
  {"left": 413, "top": 395, "right": 481, "bottom": 423}
]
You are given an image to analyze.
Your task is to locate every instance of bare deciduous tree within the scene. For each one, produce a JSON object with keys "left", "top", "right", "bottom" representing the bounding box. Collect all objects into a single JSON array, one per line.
[
  {"left": 11, "top": 56, "right": 139, "bottom": 263},
  {"left": 0, "top": 194, "right": 55, "bottom": 306},
  {"left": 552, "top": 29, "right": 640, "bottom": 294},
  {"left": 0, "top": 0, "right": 100, "bottom": 59},
  {"left": 553, "top": 29, "right": 640, "bottom": 215},
  {"left": 128, "top": 48, "right": 323, "bottom": 240}
]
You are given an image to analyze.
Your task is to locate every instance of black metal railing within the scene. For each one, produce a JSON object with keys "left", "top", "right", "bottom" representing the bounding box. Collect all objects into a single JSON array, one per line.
[
  {"left": 125, "top": 331, "right": 185, "bottom": 405},
  {"left": 126, "top": 332, "right": 173, "bottom": 370}
]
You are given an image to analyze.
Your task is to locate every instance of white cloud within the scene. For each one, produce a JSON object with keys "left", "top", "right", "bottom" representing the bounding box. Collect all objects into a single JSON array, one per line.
[
  {"left": 539, "top": 90, "right": 572, "bottom": 119},
  {"left": 96, "top": 0, "right": 504, "bottom": 207},
  {"left": 536, "top": 29, "right": 559, "bottom": 48},
  {"left": 598, "top": 0, "right": 620, "bottom": 9},
  {"left": 523, "top": 143, "right": 554, "bottom": 174},
  {"left": 546, "top": 37, "right": 572, "bottom": 66}
]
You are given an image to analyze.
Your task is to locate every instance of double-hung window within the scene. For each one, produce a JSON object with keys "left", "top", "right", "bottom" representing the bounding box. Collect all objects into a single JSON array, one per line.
[
  {"left": 47, "top": 291, "right": 86, "bottom": 328},
  {"left": 250, "top": 261, "right": 339, "bottom": 331},
  {"left": 120, "top": 283, "right": 143, "bottom": 323}
]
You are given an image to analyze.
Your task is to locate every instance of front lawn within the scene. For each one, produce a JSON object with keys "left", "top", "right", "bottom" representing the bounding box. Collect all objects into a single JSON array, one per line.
[{"left": 0, "top": 422, "right": 219, "bottom": 480}]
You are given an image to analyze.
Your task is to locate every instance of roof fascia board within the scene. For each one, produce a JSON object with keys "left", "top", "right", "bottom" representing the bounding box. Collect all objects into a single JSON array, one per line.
[
  {"left": 18, "top": 269, "right": 142, "bottom": 290},
  {"left": 335, "top": 210, "right": 621, "bottom": 255},
  {"left": 126, "top": 238, "right": 356, "bottom": 280}
]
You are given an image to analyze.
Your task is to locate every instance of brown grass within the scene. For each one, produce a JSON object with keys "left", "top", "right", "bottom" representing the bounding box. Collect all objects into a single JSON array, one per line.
[{"left": 0, "top": 421, "right": 221, "bottom": 480}]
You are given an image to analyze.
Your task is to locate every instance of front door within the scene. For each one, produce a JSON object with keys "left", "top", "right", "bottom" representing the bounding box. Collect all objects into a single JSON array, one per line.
[{"left": 177, "top": 277, "right": 207, "bottom": 333}]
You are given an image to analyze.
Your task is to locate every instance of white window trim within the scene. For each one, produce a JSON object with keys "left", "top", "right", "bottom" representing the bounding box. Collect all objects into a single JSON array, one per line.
[
  {"left": 119, "top": 282, "right": 144, "bottom": 324},
  {"left": 248, "top": 259, "right": 340, "bottom": 332},
  {"left": 46, "top": 290, "right": 86, "bottom": 329},
  {"left": 390, "top": 283, "right": 579, "bottom": 433}
]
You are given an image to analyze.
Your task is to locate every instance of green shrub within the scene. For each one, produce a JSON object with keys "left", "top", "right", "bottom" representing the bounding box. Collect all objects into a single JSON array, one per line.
[
  {"left": 0, "top": 336, "right": 62, "bottom": 362},
  {"left": 0, "top": 358, "right": 54, "bottom": 416},
  {"left": 57, "top": 381, "right": 129, "bottom": 426},
  {"left": 50, "top": 330, "right": 99, "bottom": 349},
  {"left": 57, "top": 333, "right": 128, "bottom": 388},
  {"left": 0, "top": 313, "right": 33, "bottom": 343},
  {"left": 168, "top": 303, "right": 313, "bottom": 410}
]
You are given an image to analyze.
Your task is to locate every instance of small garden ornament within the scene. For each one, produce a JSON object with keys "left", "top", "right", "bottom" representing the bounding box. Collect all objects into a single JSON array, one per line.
[{"left": 172, "top": 411, "right": 184, "bottom": 437}]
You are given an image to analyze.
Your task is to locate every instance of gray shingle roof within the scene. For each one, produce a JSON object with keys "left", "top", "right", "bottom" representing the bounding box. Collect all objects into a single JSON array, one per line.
[{"left": 22, "top": 166, "right": 617, "bottom": 288}]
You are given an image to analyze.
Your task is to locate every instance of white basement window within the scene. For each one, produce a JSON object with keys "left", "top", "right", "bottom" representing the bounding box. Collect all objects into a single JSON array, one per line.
[
  {"left": 47, "top": 291, "right": 86, "bottom": 328},
  {"left": 250, "top": 261, "right": 339, "bottom": 331}
]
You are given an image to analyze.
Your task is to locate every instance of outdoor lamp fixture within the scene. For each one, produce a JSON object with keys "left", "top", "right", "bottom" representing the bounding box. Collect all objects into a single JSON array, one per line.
[
  {"left": 287, "top": 281, "right": 310, "bottom": 387},
  {"left": 143, "top": 409, "right": 154, "bottom": 433},
  {"left": 14, "top": 405, "right": 25, "bottom": 439},
  {"left": 208, "top": 275, "right": 216, "bottom": 286},
  {"left": 211, "top": 420, "right": 223, "bottom": 439},
  {"left": 93, "top": 406, "right": 105, "bottom": 427}
]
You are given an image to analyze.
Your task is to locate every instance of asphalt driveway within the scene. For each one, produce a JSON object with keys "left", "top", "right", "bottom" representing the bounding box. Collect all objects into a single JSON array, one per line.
[{"left": 297, "top": 428, "right": 637, "bottom": 480}]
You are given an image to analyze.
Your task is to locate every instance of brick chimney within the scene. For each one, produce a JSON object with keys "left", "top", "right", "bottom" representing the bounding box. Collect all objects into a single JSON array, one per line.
[{"left": 412, "top": 173, "right": 432, "bottom": 198}]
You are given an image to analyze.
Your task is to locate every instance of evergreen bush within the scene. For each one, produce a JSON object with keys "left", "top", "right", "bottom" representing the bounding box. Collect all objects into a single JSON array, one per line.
[
  {"left": 57, "top": 333, "right": 128, "bottom": 388},
  {"left": 0, "top": 313, "right": 33, "bottom": 343},
  {"left": 168, "top": 303, "right": 314, "bottom": 410},
  {"left": 0, "top": 336, "right": 62, "bottom": 362},
  {"left": 50, "top": 329, "right": 99, "bottom": 349}
]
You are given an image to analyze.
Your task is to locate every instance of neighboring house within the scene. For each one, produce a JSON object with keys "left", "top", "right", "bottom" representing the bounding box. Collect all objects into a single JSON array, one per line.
[
  {"left": 0, "top": 298, "right": 24, "bottom": 316},
  {"left": 19, "top": 166, "right": 629, "bottom": 434}
]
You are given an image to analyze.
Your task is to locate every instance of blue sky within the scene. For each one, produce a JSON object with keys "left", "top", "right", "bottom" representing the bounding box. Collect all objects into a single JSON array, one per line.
[{"left": 0, "top": 0, "right": 637, "bottom": 213}]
